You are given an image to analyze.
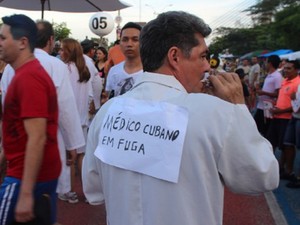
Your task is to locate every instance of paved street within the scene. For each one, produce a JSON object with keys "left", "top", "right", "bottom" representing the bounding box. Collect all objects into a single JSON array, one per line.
[
  {"left": 57, "top": 172, "right": 300, "bottom": 225},
  {"left": 57, "top": 185, "right": 280, "bottom": 225},
  {"left": 56, "top": 149, "right": 300, "bottom": 225},
  {"left": 273, "top": 149, "right": 300, "bottom": 225}
]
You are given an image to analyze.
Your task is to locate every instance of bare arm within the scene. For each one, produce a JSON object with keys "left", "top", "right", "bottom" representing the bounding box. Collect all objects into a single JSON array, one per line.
[
  {"left": 15, "top": 118, "right": 47, "bottom": 222},
  {"left": 0, "top": 150, "right": 6, "bottom": 182},
  {"left": 0, "top": 149, "right": 5, "bottom": 167},
  {"left": 271, "top": 106, "right": 293, "bottom": 115},
  {"left": 256, "top": 88, "right": 279, "bottom": 98},
  {"left": 104, "top": 58, "right": 113, "bottom": 75},
  {"left": 66, "top": 149, "right": 77, "bottom": 166},
  {"left": 1, "top": 95, "right": 4, "bottom": 182},
  {"left": 252, "top": 72, "right": 259, "bottom": 87}
]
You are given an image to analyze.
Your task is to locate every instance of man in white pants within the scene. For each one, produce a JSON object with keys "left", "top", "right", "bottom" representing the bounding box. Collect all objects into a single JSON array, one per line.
[{"left": 83, "top": 11, "right": 279, "bottom": 225}]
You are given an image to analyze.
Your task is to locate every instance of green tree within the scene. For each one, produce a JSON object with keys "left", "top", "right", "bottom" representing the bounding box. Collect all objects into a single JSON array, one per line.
[
  {"left": 91, "top": 37, "right": 109, "bottom": 49},
  {"left": 271, "top": 4, "right": 300, "bottom": 50},
  {"left": 244, "top": 0, "right": 300, "bottom": 25},
  {"left": 209, "top": 0, "right": 300, "bottom": 56},
  {"left": 244, "top": 0, "right": 281, "bottom": 25},
  {"left": 53, "top": 22, "right": 71, "bottom": 41},
  {"left": 209, "top": 27, "right": 268, "bottom": 56}
]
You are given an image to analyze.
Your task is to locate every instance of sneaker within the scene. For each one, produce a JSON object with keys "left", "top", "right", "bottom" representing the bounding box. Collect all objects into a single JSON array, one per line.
[
  {"left": 280, "top": 172, "right": 296, "bottom": 181},
  {"left": 286, "top": 178, "right": 300, "bottom": 189},
  {"left": 58, "top": 192, "right": 79, "bottom": 204}
]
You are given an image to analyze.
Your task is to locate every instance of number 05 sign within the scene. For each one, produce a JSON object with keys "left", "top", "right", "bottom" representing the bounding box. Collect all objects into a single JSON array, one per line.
[{"left": 89, "top": 12, "right": 115, "bottom": 36}]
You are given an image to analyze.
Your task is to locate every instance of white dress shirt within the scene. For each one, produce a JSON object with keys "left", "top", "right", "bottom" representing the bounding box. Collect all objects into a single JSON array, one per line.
[
  {"left": 66, "top": 62, "right": 93, "bottom": 127},
  {"left": 83, "top": 72, "right": 279, "bottom": 224},
  {"left": 83, "top": 54, "right": 103, "bottom": 110}
]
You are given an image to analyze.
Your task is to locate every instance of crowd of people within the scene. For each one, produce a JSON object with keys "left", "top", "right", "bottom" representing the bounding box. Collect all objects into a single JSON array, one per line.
[
  {"left": 221, "top": 54, "right": 300, "bottom": 189},
  {"left": 0, "top": 13, "right": 146, "bottom": 224},
  {"left": 0, "top": 9, "right": 298, "bottom": 225}
]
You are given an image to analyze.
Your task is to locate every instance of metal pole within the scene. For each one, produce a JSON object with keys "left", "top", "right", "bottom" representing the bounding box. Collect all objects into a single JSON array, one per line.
[
  {"left": 41, "top": 0, "right": 45, "bottom": 19},
  {"left": 139, "top": 0, "right": 141, "bottom": 22}
]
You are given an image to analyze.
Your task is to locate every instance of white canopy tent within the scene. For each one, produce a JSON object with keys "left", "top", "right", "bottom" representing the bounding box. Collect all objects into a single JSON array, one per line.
[{"left": 280, "top": 51, "right": 300, "bottom": 60}]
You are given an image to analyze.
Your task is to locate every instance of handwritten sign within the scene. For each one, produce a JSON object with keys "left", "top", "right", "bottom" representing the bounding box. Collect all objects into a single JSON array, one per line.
[{"left": 94, "top": 98, "right": 189, "bottom": 183}]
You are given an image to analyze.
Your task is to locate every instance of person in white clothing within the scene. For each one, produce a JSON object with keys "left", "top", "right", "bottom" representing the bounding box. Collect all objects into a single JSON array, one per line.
[
  {"left": 105, "top": 22, "right": 143, "bottom": 100},
  {"left": 237, "top": 58, "right": 250, "bottom": 84},
  {"left": 0, "top": 21, "right": 85, "bottom": 204},
  {"left": 59, "top": 38, "right": 93, "bottom": 203},
  {"left": 105, "top": 61, "right": 142, "bottom": 97},
  {"left": 83, "top": 11, "right": 279, "bottom": 225},
  {"left": 248, "top": 56, "right": 261, "bottom": 112},
  {"left": 249, "top": 56, "right": 261, "bottom": 88},
  {"left": 82, "top": 22, "right": 143, "bottom": 205},
  {"left": 81, "top": 39, "right": 103, "bottom": 114},
  {"left": 254, "top": 55, "right": 282, "bottom": 137}
]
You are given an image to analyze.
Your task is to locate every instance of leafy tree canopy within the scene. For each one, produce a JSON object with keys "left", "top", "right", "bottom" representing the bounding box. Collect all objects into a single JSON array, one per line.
[
  {"left": 209, "top": 0, "right": 300, "bottom": 56},
  {"left": 53, "top": 22, "right": 71, "bottom": 41}
]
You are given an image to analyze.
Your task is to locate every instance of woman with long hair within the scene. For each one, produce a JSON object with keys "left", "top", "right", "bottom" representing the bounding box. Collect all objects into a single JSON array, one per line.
[
  {"left": 95, "top": 46, "right": 108, "bottom": 78},
  {"left": 59, "top": 38, "right": 92, "bottom": 203},
  {"left": 95, "top": 46, "right": 108, "bottom": 105}
]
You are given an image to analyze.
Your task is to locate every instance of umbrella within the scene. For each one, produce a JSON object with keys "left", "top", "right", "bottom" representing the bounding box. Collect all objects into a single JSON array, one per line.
[
  {"left": 260, "top": 49, "right": 293, "bottom": 57},
  {"left": 280, "top": 51, "right": 300, "bottom": 60},
  {"left": 219, "top": 53, "right": 235, "bottom": 59},
  {"left": 0, "top": 0, "right": 131, "bottom": 19},
  {"left": 239, "top": 50, "right": 269, "bottom": 60}
]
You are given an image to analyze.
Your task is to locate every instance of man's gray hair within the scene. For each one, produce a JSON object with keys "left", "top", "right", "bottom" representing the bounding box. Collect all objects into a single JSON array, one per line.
[{"left": 140, "top": 11, "right": 211, "bottom": 72}]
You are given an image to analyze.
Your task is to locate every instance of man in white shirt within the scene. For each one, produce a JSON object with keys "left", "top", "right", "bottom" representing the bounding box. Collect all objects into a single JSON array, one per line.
[
  {"left": 81, "top": 39, "right": 103, "bottom": 113},
  {"left": 254, "top": 55, "right": 282, "bottom": 136},
  {"left": 82, "top": 23, "right": 143, "bottom": 204},
  {"left": 105, "top": 22, "right": 143, "bottom": 99},
  {"left": 83, "top": 11, "right": 279, "bottom": 225},
  {"left": 249, "top": 56, "right": 261, "bottom": 88}
]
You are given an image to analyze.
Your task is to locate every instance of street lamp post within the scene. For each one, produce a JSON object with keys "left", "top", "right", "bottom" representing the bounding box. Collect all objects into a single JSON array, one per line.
[{"left": 115, "top": 10, "right": 122, "bottom": 40}]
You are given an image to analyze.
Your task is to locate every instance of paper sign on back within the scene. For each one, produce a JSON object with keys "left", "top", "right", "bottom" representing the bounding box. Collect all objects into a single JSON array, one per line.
[{"left": 94, "top": 97, "right": 189, "bottom": 183}]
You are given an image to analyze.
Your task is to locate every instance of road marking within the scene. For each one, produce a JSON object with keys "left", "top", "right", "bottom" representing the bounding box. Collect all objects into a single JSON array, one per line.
[{"left": 265, "top": 191, "right": 288, "bottom": 225}]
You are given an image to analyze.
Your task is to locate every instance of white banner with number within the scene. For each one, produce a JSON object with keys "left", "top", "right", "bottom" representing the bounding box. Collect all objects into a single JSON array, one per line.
[{"left": 94, "top": 97, "right": 189, "bottom": 183}]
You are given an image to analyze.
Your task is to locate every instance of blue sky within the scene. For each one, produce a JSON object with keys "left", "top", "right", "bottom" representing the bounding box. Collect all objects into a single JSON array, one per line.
[{"left": 0, "top": 0, "right": 255, "bottom": 43}]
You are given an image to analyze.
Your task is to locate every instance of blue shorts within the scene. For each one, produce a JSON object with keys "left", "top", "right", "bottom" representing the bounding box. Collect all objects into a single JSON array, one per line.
[
  {"left": 284, "top": 116, "right": 300, "bottom": 149},
  {"left": 0, "top": 177, "right": 58, "bottom": 225}
]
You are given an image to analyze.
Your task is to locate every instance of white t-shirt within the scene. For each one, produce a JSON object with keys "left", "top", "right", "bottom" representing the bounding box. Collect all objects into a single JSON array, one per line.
[
  {"left": 249, "top": 63, "right": 261, "bottom": 86},
  {"left": 257, "top": 70, "right": 282, "bottom": 110},
  {"left": 67, "top": 62, "right": 93, "bottom": 127},
  {"left": 105, "top": 61, "right": 143, "bottom": 97},
  {"left": 84, "top": 55, "right": 103, "bottom": 110}
]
